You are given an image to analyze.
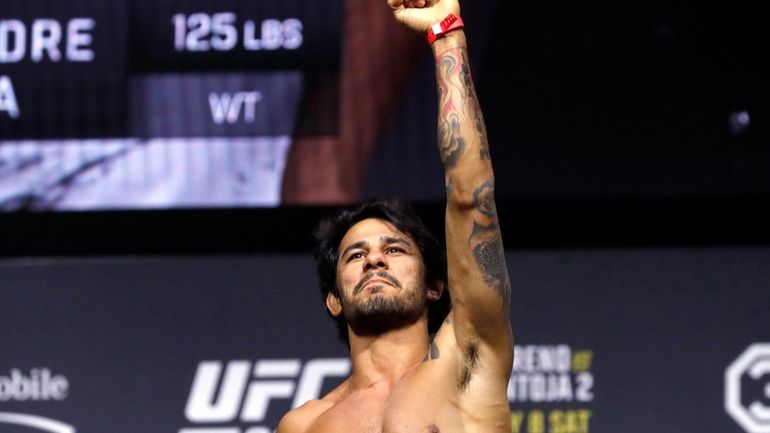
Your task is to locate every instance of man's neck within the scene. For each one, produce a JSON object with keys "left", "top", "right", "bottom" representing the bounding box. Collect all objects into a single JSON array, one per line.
[{"left": 347, "top": 319, "right": 431, "bottom": 389}]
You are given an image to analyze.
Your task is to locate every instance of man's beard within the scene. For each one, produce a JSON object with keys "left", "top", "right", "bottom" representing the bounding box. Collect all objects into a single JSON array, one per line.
[{"left": 342, "top": 280, "right": 425, "bottom": 337}]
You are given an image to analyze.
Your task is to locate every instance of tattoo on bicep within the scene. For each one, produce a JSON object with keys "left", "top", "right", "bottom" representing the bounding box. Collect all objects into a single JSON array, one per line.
[
  {"left": 471, "top": 224, "right": 506, "bottom": 287},
  {"left": 470, "top": 221, "right": 511, "bottom": 308}
]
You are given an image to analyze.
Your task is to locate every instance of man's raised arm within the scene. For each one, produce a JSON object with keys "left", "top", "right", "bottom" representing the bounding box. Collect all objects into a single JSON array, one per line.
[
  {"left": 389, "top": 0, "right": 513, "bottom": 355},
  {"left": 436, "top": 28, "right": 512, "bottom": 351}
]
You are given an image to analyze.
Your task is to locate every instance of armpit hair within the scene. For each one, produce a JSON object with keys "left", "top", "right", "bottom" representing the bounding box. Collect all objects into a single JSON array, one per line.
[{"left": 457, "top": 341, "right": 480, "bottom": 391}]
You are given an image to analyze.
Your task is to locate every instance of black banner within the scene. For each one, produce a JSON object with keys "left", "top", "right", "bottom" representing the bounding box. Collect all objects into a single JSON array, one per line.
[
  {"left": 0, "top": 0, "right": 341, "bottom": 139},
  {"left": 129, "top": 72, "right": 303, "bottom": 138},
  {"left": 1, "top": 249, "right": 769, "bottom": 433},
  {"left": 130, "top": 0, "right": 341, "bottom": 72},
  {"left": 0, "top": 0, "right": 130, "bottom": 139}
]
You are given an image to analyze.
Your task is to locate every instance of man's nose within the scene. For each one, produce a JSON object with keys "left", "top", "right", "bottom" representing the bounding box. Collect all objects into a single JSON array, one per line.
[{"left": 364, "top": 250, "right": 387, "bottom": 271}]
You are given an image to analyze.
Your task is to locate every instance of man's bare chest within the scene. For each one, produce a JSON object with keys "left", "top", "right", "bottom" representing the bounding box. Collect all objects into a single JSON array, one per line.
[{"left": 308, "top": 374, "right": 458, "bottom": 433}]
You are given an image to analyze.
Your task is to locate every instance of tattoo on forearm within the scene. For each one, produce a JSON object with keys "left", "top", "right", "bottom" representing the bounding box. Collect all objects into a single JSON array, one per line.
[
  {"left": 437, "top": 53, "right": 469, "bottom": 169},
  {"left": 440, "top": 54, "right": 465, "bottom": 101},
  {"left": 458, "top": 52, "right": 490, "bottom": 161},
  {"left": 438, "top": 114, "right": 465, "bottom": 168},
  {"left": 460, "top": 61, "right": 474, "bottom": 99},
  {"left": 477, "top": 120, "right": 490, "bottom": 161},
  {"left": 437, "top": 48, "right": 491, "bottom": 166},
  {"left": 467, "top": 58, "right": 491, "bottom": 161}
]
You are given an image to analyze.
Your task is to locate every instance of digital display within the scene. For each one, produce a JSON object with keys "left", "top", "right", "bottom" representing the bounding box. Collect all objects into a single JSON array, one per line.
[{"left": 0, "top": 0, "right": 342, "bottom": 210}]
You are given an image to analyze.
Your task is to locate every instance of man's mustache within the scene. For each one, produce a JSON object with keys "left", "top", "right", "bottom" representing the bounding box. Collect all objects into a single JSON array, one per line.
[{"left": 353, "top": 271, "right": 403, "bottom": 294}]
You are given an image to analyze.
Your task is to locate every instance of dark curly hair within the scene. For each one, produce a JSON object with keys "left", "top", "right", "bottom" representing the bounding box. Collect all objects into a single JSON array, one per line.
[{"left": 314, "top": 198, "right": 451, "bottom": 345}]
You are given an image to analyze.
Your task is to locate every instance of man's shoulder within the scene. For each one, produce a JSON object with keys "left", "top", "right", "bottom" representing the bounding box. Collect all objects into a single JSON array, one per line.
[
  {"left": 276, "top": 399, "right": 333, "bottom": 433},
  {"left": 276, "top": 380, "right": 352, "bottom": 433}
]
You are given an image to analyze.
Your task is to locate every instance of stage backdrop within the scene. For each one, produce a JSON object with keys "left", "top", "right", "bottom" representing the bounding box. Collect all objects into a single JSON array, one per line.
[{"left": 1, "top": 248, "right": 769, "bottom": 433}]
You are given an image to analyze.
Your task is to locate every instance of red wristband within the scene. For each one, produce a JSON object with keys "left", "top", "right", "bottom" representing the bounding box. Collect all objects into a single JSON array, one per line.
[{"left": 426, "top": 13, "right": 464, "bottom": 45}]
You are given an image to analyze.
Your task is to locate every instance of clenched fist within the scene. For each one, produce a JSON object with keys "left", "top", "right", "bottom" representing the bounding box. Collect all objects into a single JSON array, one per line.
[{"left": 386, "top": 0, "right": 461, "bottom": 33}]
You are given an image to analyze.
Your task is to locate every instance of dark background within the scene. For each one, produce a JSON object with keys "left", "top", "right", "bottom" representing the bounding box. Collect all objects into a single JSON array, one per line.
[
  {"left": 2, "top": 2, "right": 769, "bottom": 432},
  {"left": 4, "top": 0, "right": 768, "bottom": 253},
  {"left": 365, "top": 0, "right": 769, "bottom": 201}
]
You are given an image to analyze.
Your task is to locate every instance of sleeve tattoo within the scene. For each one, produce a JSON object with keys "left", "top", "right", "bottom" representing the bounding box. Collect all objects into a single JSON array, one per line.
[{"left": 437, "top": 47, "right": 510, "bottom": 311}]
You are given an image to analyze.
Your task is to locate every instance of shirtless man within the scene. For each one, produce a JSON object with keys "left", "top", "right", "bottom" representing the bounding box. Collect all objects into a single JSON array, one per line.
[{"left": 277, "top": 0, "right": 513, "bottom": 431}]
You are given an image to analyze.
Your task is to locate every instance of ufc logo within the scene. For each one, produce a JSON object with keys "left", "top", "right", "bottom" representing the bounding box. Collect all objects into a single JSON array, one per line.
[
  {"left": 726, "top": 344, "right": 770, "bottom": 433},
  {"left": 184, "top": 359, "right": 350, "bottom": 424}
]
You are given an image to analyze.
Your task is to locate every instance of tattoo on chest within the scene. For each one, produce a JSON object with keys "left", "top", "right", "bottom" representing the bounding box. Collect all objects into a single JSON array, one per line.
[{"left": 422, "top": 342, "right": 441, "bottom": 362}]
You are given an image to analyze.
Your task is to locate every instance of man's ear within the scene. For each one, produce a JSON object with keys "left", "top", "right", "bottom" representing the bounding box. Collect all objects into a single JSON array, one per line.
[
  {"left": 326, "top": 291, "right": 343, "bottom": 317},
  {"left": 426, "top": 279, "right": 445, "bottom": 302}
]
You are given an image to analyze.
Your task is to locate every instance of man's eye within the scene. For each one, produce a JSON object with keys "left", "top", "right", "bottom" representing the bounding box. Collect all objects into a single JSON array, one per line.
[
  {"left": 387, "top": 247, "right": 402, "bottom": 254},
  {"left": 349, "top": 252, "right": 364, "bottom": 260}
]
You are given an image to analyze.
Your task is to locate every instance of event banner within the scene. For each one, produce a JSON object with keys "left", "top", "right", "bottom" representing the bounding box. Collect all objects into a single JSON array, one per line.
[
  {"left": 0, "top": 0, "right": 341, "bottom": 209},
  {"left": 1, "top": 248, "right": 769, "bottom": 433}
]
